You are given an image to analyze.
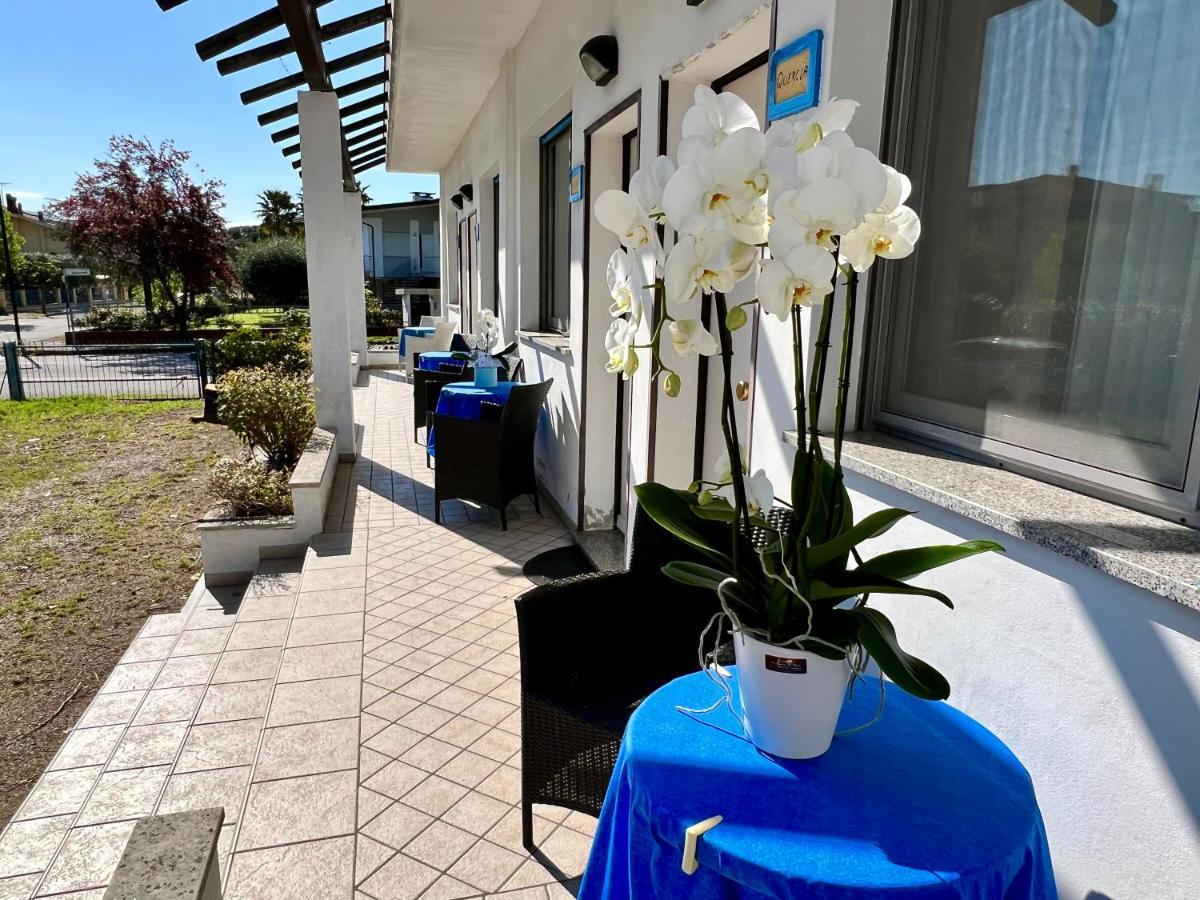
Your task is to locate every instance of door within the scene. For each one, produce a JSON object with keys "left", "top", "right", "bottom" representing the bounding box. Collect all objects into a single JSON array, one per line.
[
  {"left": 614, "top": 127, "right": 640, "bottom": 534},
  {"left": 457, "top": 216, "right": 471, "bottom": 333},
  {"left": 467, "top": 212, "right": 479, "bottom": 335}
]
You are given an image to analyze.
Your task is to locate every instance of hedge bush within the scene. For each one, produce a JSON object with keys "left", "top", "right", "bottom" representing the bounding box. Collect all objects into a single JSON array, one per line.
[
  {"left": 237, "top": 236, "right": 308, "bottom": 306},
  {"left": 210, "top": 326, "right": 311, "bottom": 378},
  {"left": 217, "top": 367, "right": 315, "bottom": 471},
  {"left": 210, "top": 457, "right": 293, "bottom": 516}
]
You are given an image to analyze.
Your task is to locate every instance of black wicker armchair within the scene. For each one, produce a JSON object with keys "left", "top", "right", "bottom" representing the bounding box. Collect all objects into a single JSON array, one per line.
[
  {"left": 432, "top": 379, "right": 553, "bottom": 528},
  {"left": 412, "top": 359, "right": 467, "bottom": 443},
  {"left": 514, "top": 503, "right": 724, "bottom": 851}
]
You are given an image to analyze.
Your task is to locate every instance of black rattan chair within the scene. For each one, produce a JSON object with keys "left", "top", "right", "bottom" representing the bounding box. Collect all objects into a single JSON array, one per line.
[
  {"left": 431, "top": 379, "right": 552, "bottom": 528},
  {"left": 513, "top": 503, "right": 725, "bottom": 851},
  {"left": 412, "top": 361, "right": 467, "bottom": 443}
]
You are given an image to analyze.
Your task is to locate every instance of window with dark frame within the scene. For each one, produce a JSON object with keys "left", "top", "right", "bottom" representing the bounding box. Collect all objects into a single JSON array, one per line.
[
  {"left": 492, "top": 174, "right": 500, "bottom": 314},
  {"left": 539, "top": 114, "right": 572, "bottom": 334},
  {"left": 873, "top": 0, "right": 1200, "bottom": 524}
]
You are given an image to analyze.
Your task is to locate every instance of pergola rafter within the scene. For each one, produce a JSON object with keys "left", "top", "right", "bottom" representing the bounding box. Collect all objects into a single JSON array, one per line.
[{"left": 155, "top": 0, "right": 393, "bottom": 185}]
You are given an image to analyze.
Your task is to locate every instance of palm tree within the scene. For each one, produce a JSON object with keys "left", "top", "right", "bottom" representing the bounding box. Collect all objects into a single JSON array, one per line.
[{"left": 256, "top": 189, "right": 302, "bottom": 238}]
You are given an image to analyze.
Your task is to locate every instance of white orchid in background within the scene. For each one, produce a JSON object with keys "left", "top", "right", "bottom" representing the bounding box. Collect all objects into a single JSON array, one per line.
[
  {"left": 607, "top": 249, "right": 638, "bottom": 318},
  {"left": 678, "top": 84, "right": 760, "bottom": 165},
  {"left": 715, "top": 443, "right": 749, "bottom": 486},
  {"left": 630, "top": 155, "right": 676, "bottom": 219},
  {"left": 758, "top": 243, "right": 836, "bottom": 321},
  {"left": 665, "top": 229, "right": 757, "bottom": 308},
  {"left": 745, "top": 469, "right": 775, "bottom": 516},
  {"left": 841, "top": 205, "right": 921, "bottom": 272},
  {"left": 595, "top": 189, "right": 662, "bottom": 262},
  {"left": 765, "top": 97, "right": 858, "bottom": 156},
  {"left": 604, "top": 313, "right": 641, "bottom": 380},
  {"left": 663, "top": 128, "right": 769, "bottom": 243},
  {"left": 668, "top": 318, "right": 719, "bottom": 358}
]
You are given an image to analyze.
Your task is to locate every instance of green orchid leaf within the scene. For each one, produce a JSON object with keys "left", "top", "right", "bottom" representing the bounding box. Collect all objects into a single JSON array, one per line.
[
  {"left": 847, "top": 607, "right": 950, "bottom": 700},
  {"left": 691, "top": 505, "right": 739, "bottom": 523},
  {"left": 858, "top": 541, "right": 1005, "bottom": 581},
  {"left": 634, "top": 482, "right": 732, "bottom": 567},
  {"left": 805, "top": 459, "right": 854, "bottom": 546},
  {"left": 806, "top": 508, "right": 913, "bottom": 571},
  {"left": 661, "top": 561, "right": 732, "bottom": 591},
  {"left": 810, "top": 570, "right": 954, "bottom": 608}
]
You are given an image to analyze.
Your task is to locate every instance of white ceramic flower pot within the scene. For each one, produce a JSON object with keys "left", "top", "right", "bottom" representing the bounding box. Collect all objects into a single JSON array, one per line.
[
  {"left": 473, "top": 365, "right": 498, "bottom": 388},
  {"left": 733, "top": 630, "right": 851, "bottom": 759}
]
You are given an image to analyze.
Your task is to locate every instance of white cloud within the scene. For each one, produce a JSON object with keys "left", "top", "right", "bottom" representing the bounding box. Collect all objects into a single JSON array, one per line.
[{"left": 9, "top": 191, "right": 45, "bottom": 202}]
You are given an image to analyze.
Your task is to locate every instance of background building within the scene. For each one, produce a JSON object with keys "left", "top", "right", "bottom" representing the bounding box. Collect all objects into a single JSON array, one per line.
[{"left": 361, "top": 193, "right": 440, "bottom": 324}]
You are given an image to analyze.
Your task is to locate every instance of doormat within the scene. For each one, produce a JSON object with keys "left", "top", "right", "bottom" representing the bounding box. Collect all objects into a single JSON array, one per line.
[{"left": 521, "top": 545, "right": 596, "bottom": 585}]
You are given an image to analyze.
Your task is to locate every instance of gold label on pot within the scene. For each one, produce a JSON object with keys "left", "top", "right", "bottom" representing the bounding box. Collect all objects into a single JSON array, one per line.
[{"left": 765, "top": 655, "right": 807, "bottom": 674}]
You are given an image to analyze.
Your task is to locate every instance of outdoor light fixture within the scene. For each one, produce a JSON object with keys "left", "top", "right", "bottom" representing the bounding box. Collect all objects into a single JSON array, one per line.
[
  {"left": 450, "top": 193, "right": 464, "bottom": 210},
  {"left": 459, "top": 184, "right": 474, "bottom": 203},
  {"left": 579, "top": 35, "right": 618, "bottom": 86}
]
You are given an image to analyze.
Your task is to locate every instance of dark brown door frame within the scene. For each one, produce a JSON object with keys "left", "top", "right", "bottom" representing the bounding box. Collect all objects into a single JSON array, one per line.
[{"left": 577, "top": 89, "right": 642, "bottom": 530}]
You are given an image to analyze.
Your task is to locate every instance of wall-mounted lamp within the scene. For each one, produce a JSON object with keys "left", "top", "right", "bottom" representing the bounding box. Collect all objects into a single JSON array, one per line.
[
  {"left": 459, "top": 184, "right": 474, "bottom": 203},
  {"left": 579, "top": 35, "right": 618, "bottom": 86},
  {"left": 450, "top": 193, "right": 464, "bottom": 210}
]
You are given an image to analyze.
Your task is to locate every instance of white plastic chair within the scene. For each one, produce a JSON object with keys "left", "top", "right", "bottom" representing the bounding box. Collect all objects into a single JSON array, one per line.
[
  {"left": 406, "top": 322, "right": 456, "bottom": 372},
  {"left": 419, "top": 315, "right": 439, "bottom": 328}
]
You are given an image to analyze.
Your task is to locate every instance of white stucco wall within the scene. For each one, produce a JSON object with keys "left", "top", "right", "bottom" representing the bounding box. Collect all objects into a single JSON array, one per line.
[{"left": 416, "top": 1, "right": 1200, "bottom": 894}]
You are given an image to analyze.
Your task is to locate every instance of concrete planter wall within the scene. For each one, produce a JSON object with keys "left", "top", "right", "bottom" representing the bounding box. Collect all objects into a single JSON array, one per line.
[
  {"left": 363, "top": 347, "right": 400, "bottom": 369},
  {"left": 197, "top": 427, "right": 339, "bottom": 584}
]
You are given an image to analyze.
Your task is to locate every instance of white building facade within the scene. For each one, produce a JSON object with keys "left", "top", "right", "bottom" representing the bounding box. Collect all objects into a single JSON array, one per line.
[{"left": 385, "top": 1, "right": 1200, "bottom": 896}]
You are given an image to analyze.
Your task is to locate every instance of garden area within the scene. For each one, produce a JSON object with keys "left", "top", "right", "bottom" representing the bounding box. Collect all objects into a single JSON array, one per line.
[{"left": 0, "top": 398, "right": 240, "bottom": 824}]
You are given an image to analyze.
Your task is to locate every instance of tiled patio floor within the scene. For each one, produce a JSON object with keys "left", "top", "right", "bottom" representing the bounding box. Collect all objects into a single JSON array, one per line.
[{"left": 0, "top": 371, "right": 594, "bottom": 899}]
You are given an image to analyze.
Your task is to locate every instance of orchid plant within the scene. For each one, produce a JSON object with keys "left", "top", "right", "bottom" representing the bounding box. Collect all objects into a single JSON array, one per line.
[
  {"left": 594, "top": 87, "right": 1002, "bottom": 701},
  {"left": 460, "top": 308, "right": 502, "bottom": 368}
]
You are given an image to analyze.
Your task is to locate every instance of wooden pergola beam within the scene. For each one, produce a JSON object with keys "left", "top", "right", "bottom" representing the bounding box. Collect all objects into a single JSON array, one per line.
[
  {"left": 239, "top": 40, "right": 388, "bottom": 105},
  {"left": 216, "top": 4, "right": 390, "bottom": 77},
  {"left": 257, "top": 71, "right": 388, "bottom": 127},
  {"left": 270, "top": 91, "right": 388, "bottom": 144},
  {"left": 352, "top": 153, "right": 387, "bottom": 175},
  {"left": 195, "top": 0, "right": 334, "bottom": 62}
]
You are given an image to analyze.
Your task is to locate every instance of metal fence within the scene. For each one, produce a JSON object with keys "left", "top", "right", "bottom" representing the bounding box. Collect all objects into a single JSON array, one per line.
[{"left": 1, "top": 341, "right": 206, "bottom": 401}]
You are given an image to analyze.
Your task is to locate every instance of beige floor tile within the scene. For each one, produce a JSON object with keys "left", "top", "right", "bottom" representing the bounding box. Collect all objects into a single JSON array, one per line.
[
  {"left": 13, "top": 767, "right": 102, "bottom": 822},
  {"left": 0, "top": 815, "right": 74, "bottom": 879},
  {"left": 360, "top": 802, "right": 432, "bottom": 851},
  {"left": 254, "top": 718, "right": 358, "bottom": 781},
  {"left": 76, "top": 766, "right": 169, "bottom": 827},
  {"left": 210, "top": 648, "right": 280, "bottom": 684},
  {"left": 152, "top": 653, "right": 219, "bottom": 690},
  {"left": 38, "top": 821, "right": 135, "bottom": 895},
  {"left": 362, "top": 760, "right": 428, "bottom": 801},
  {"left": 237, "top": 770, "right": 356, "bottom": 851},
  {"left": 99, "top": 662, "right": 161, "bottom": 694},
  {"left": 277, "top": 641, "right": 361, "bottom": 682},
  {"left": 224, "top": 835, "right": 353, "bottom": 900},
  {"left": 354, "top": 834, "right": 395, "bottom": 884},
  {"left": 299, "top": 566, "right": 366, "bottom": 593},
  {"left": 131, "top": 685, "right": 206, "bottom": 726},
  {"left": 294, "top": 587, "right": 366, "bottom": 618},
  {"left": 404, "top": 819, "right": 478, "bottom": 871},
  {"left": 107, "top": 721, "right": 188, "bottom": 771},
  {"left": 234, "top": 594, "right": 296, "bottom": 623},
  {"left": 441, "top": 791, "right": 512, "bottom": 838},
  {"left": 157, "top": 766, "right": 251, "bottom": 825},
  {"left": 75, "top": 692, "right": 143, "bottom": 730},
  {"left": 194, "top": 679, "right": 273, "bottom": 725},
  {"left": 48, "top": 725, "right": 124, "bottom": 771},
  {"left": 447, "top": 839, "right": 525, "bottom": 894},
  {"left": 224, "top": 619, "right": 289, "bottom": 652},
  {"left": 174, "top": 719, "right": 262, "bottom": 773},
  {"left": 120, "top": 635, "right": 176, "bottom": 664},
  {"left": 402, "top": 775, "right": 469, "bottom": 818},
  {"left": 285, "top": 612, "right": 363, "bottom": 647},
  {"left": 170, "top": 626, "right": 231, "bottom": 657},
  {"left": 267, "top": 674, "right": 360, "bottom": 727},
  {"left": 359, "top": 852, "right": 439, "bottom": 900}
]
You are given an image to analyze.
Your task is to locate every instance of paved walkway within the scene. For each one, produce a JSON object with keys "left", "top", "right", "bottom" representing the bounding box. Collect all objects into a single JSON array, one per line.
[{"left": 0, "top": 371, "right": 594, "bottom": 899}]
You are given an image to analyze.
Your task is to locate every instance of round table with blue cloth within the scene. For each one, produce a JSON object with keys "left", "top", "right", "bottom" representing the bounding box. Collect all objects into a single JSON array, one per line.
[
  {"left": 426, "top": 380, "right": 516, "bottom": 456},
  {"left": 579, "top": 669, "right": 1056, "bottom": 900},
  {"left": 416, "top": 350, "right": 464, "bottom": 373},
  {"left": 397, "top": 325, "right": 435, "bottom": 361}
]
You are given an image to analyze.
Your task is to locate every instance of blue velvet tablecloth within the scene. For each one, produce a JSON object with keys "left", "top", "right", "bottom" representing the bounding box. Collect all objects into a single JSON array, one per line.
[
  {"left": 398, "top": 326, "right": 434, "bottom": 361},
  {"left": 426, "top": 380, "right": 515, "bottom": 456},
  {"left": 416, "top": 350, "right": 464, "bottom": 372},
  {"left": 579, "top": 670, "right": 1056, "bottom": 900}
]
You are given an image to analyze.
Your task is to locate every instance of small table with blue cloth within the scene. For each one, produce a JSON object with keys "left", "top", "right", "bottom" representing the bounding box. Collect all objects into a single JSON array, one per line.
[
  {"left": 579, "top": 669, "right": 1056, "bottom": 900},
  {"left": 416, "top": 350, "right": 465, "bottom": 373},
  {"left": 426, "top": 380, "right": 516, "bottom": 456},
  {"left": 397, "top": 326, "right": 435, "bottom": 362}
]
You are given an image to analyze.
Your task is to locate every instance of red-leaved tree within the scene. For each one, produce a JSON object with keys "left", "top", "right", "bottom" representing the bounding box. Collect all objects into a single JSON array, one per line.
[{"left": 50, "top": 137, "right": 236, "bottom": 330}]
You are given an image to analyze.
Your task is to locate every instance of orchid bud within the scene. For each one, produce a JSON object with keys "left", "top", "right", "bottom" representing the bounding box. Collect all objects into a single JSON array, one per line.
[
  {"left": 664, "top": 371, "right": 681, "bottom": 397},
  {"left": 698, "top": 489, "right": 714, "bottom": 506},
  {"left": 726, "top": 305, "right": 747, "bottom": 331},
  {"left": 687, "top": 481, "right": 701, "bottom": 493}
]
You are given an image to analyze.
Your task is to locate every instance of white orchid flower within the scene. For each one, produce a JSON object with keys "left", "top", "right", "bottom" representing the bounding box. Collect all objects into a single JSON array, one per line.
[
  {"left": 604, "top": 315, "right": 640, "bottom": 380},
  {"left": 678, "top": 84, "right": 760, "bottom": 165},
  {"left": 745, "top": 469, "right": 775, "bottom": 515},
  {"left": 595, "top": 189, "right": 663, "bottom": 262},
  {"left": 606, "top": 248, "right": 638, "bottom": 318},
  {"left": 766, "top": 98, "right": 859, "bottom": 157},
  {"left": 668, "top": 318, "right": 719, "bottom": 358},
  {"left": 663, "top": 129, "right": 768, "bottom": 243},
  {"left": 629, "top": 156, "right": 676, "bottom": 219},
  {"left": 841, "top": 206, "right": 921, "bottom": 272},
  {"left": 875, "top": 165, "right": 912, "bottom": 216},
  {"left": 664, "top": 229, "right": 757, "bottom": 309},
  {"left": 758, "top": 244, "right": 836, "bottom": 321},
  {"left": 715, "top": 444, "right": 749, "bottom": 483},
  {"left": 772, "top": 183, "right": 859, "bottom": 251},
  {"left": 769, "top": 131, "right": 888, "bottom": 228}
]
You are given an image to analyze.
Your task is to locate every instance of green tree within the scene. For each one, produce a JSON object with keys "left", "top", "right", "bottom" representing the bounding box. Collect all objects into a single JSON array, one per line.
[
  {"left": 1, "top": 206, "right": 26, "bottom": 306},
  {"left": 15, "top": 253, "right": 64, "bottom": 313},
  {"left": 236, "top": 236, "right": 308, "bottom": 307},
  {"left": 255, "top": 190, "right": 302, "bottom": 238}
]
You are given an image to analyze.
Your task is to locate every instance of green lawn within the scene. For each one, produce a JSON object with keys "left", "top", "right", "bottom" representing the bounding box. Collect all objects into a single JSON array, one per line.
[
  {"left": 0, "top": 397, "right": 241, "bottom": 822},
  {"left": 201, "top": 310, "right": 285, "bottom": 327}
]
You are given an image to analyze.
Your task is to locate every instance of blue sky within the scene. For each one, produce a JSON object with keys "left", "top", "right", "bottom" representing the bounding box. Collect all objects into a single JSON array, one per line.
[{"left": 0, "top": 0, "right": 436, "bottom": 225}]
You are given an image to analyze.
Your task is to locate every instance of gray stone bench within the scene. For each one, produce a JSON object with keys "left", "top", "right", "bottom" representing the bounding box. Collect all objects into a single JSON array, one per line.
[{"left": 104, "top": 808, "right": 223, "bottom": 900}]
